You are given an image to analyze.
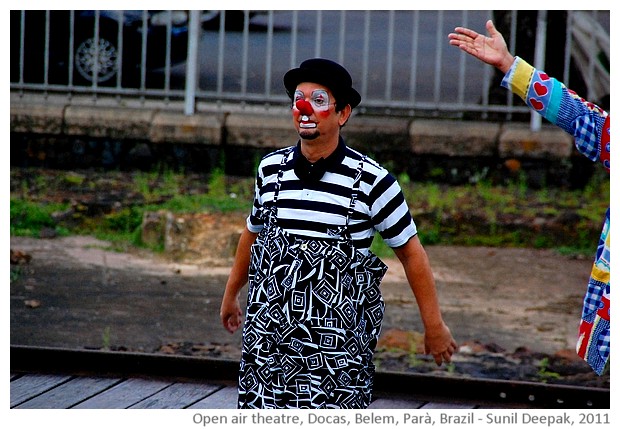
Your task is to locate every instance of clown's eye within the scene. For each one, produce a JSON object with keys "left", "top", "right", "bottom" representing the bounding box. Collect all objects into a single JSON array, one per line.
[
  {"left": 310, "top": 90, "right": 331, "bottom": 110},
  {"left": 312, "top": 95, "right": 327, "bottom": 107},
  {"left": 294, "top": 90, "right": 304, "bottom": 102}
]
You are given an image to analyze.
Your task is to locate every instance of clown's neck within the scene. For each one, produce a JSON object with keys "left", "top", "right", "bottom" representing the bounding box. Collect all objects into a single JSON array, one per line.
[{"left": 300, "top": 138, "right": 339, "bottom": 163}]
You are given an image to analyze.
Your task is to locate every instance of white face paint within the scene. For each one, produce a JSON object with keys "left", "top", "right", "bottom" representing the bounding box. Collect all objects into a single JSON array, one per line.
[{"left": 293, "top": 89, "right": 333, "bottom": 112}]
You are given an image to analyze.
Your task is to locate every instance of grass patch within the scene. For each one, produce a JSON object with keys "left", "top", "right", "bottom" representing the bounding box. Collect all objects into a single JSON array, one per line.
[
  {"left": 10, "top": 198, "right": 71, "bottom": 237},
  {"left": 10, "top": 168, "right": 254, "bottom": 251},
  {"left": 10, "top": 167, "right": 609, "bottom": 256},
  {"left": 401, "top": 172, "right": 608, "bottom": 254}
]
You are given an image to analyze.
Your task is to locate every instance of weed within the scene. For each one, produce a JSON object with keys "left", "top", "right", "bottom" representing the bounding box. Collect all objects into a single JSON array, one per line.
[
  {"left": 207, "top": 168, "right": 228, "bottom": 198},
  {"left": 537, "top": 357, "right": 561, "bottom": 383},
  {"left": 10, "top": 199, "right": 69, "bottom": 237},
  {"left": 407, "top": 352, "right": 426, "bottom": 368},
  {"left": 10, "top": 266, "right": 22, "bottom": 283},
  {"left": 102, "top": 327, "right": 111, "bottom": 350}
]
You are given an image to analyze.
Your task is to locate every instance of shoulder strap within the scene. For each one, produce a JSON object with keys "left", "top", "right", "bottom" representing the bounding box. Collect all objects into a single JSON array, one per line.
[
  {"left": 272, "top": 147, "right": 295, "bottom": 206},
  {"left": 333, "top": 156, "right": 366, "bottom": 240}
]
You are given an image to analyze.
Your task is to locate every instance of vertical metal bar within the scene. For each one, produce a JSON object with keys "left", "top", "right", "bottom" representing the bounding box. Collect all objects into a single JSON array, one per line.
[
  {"left": 18, "top": 11, "right": 25, "bottom": 87},
  {"left": 241, "top": 10, "right": 250, "bottom": 96},
  {"left": 216, "top": 10, "right": 226, "bottom": 95},
  {"left": 361, "top": 11, "right": 370, "bottom": 100},
  {"left": 93, "top": 10, "right": 101, "bottom": 93},
  {"left": 456, "top": 10, "right": 469, "bottom": 110},
  {"left": 265, "top": 11, "right": 274, "bottom": 97},
  {"left": 506, "top": 10, "right": 518, "bottom": 120},
  {"left": 338, "top": 11, "right": 346, "bottom": 64},
  {"left": 164, "top": 10, "right": 172, "bottom": 101},
  {"left": 408, "top": 11, "right": 419, "bottom": 104},
  {"left": 530, "top": 10, "right": 547, "bottom": 131},
  {"left": 384, "top": 11, "right": 395, "bottom": 101},
  {"left": 44, "top": 11, "right": 50, "bottom": 89},
  {"left": 314, "top": 10, "right": 322, "bottom": 58},
  {"left": 68, "top": 11, "right": 75, "bottom": 98},
  {"left": 480, "top": 10, "right": 493, "bottom": 119},
  {"left": 563, "top": 11, "right": 573, "bottom": 86},
  {"left": 433, "top": 11, "right": 444, "bottom": 107},
  {"left": 290, "top": 11, "right": 298, "bottom": 68},
  {"left": 115, "top": 11, "right": 124, "bottom": 93},
  {"left": 140, "top": 10, "right": 148, "bottom": 98},
  {"left": 184, "top": 10, "right": 201, "bottom": 115}
]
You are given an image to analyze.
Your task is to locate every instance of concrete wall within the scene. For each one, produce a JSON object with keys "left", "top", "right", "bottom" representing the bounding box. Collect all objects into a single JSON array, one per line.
[{"left": 11, "top": 96, "right": 588, "bottom": 187}]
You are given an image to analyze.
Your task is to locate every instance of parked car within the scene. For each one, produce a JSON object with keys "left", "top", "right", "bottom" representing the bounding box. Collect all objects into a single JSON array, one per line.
[
  {"left": 201, "top": 10, "right": 265, "bottom": 30},
  {"left": 11, "top": 10, "right": 189, "bottom": 87}
]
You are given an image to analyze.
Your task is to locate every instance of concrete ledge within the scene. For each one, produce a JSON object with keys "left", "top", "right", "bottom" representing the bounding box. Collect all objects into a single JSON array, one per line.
[
  {"left": 499, "top": 124, "right": 574, "bottom": 159},
  {"left": 225, "top": 111, "right": 298, "bottom": 149},
  {"left": 409, "top": 119, "right": 500, "bottom": 157},
  {"left": 344, "top": 115, "right": 411, "bottom": 151},
  {"left": 150, "top": 111, "right": 222, "bottom": 145},
  {"left": 64, "top": 105, "right": 154, "bottom": 140},
  {"left": 10, "top": 101, "right": 575, "bottom": 162},
  {"left": 11, "top": 103, "right": 66, "bottom": 135}
]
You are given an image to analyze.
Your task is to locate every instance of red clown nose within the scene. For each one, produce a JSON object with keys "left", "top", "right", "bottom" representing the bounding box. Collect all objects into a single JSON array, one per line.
[{"left": 295, "top": 99, "right": 314, "bottom": 115}]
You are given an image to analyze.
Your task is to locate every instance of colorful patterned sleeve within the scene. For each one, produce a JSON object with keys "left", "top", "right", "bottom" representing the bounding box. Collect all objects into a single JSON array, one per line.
[
  {"left": 501, "top": 56, "right": 610, "bottom": 171},
  {"left": 503, "top": 57, "right": 610, "bottom": 376}
]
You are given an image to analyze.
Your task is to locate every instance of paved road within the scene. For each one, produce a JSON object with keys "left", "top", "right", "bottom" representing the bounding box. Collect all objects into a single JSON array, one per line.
[
  {"left": 11, "top": 235, "right": 592, "bottom": 357},
  {"left": 195, "top": 11, "right": 491, "bottom": 104}
]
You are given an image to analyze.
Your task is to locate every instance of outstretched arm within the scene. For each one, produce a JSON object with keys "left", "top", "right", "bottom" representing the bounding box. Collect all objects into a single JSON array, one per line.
[
  {"left": 448, "top": 19, "right": 515, "bottom": 74},
  {"left": 449, "top": 19, "right": 610, "bottom": 170}
]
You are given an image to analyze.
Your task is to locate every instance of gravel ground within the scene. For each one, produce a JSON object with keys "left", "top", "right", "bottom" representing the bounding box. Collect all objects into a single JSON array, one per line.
[{"left": 10, "top": 235, "right": 609, "bottom": 388}]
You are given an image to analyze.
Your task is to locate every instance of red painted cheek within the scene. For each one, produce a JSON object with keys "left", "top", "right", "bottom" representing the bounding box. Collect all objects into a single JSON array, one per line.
[{"left": 317, "top": 110, "right": 330, "bottom": 118}]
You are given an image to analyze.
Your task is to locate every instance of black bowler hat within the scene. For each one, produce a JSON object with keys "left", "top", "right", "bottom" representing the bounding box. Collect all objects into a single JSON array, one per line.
[{"left": 283, "top": 58, "right": 362, "bottom": 108}]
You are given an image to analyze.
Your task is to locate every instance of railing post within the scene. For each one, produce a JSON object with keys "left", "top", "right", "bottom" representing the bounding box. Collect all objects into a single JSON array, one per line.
[
  {"left": 530, "top": 10, "right": 547, "bottom": 132},
  {"left": 184, "top": 10, "right": 201, "bottom": 116}
]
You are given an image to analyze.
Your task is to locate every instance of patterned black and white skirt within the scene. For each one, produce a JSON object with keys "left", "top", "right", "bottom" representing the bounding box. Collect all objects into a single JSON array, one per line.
[{"left": 238, "top": 224, "right": 387, "bottom": 409}]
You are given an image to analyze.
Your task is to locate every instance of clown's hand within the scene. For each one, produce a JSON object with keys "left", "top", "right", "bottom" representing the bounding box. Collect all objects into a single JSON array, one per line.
[{"left": 448, "top": 20, "right": 514, "bottom": 73}]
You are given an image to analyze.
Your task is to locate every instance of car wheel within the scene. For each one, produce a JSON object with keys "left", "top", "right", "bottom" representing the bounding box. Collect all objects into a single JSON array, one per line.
[{"left": 74, "top": 25, "right": 120, "bottom": 85}]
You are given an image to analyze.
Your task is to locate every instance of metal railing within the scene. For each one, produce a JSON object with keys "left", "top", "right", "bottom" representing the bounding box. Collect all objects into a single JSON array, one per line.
[{"left": 10, "top": 10, "right": 609, "bottom": 122}]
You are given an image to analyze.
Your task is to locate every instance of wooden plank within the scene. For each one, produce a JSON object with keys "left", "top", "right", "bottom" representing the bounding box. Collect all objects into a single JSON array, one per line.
[
  {"left": 130, "top": 381, "right": 223, "bottom": 409},
  {"left": 368, "top": 398, "right": 424, "bottom": 410},
  {"left": 15, "top": 376, "right": 121, "bottom": 409},
  {"left": 10, "top": 374, "right": 73, "bottom": 408},
  {"left": 369, "top": 390, "right": 426, "bottom": 409},
  {"left": 73, "top": 378, "right": 173, "bottom": 409},
  {"left": 188, "top": 385, "right": 238, "bottom": 409},
  {"left": 421, "top": 401, "right": 476, "bottom": 409},
  {"left": 369, "top": 397, "right": 425, "bottom": 409}
]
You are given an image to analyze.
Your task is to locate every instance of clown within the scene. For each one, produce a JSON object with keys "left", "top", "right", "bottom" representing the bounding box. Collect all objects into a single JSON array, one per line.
[
  {"left": 221, "top": 58, "right": 457, "bottom": 409},
  {"left": 449, "top": 20, "right": 610, "bottom": 376}
]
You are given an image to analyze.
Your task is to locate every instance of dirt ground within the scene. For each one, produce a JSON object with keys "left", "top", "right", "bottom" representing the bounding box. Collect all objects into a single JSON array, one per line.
[{"left": 10, "top": 233, "right": 608, "bottom": 387}]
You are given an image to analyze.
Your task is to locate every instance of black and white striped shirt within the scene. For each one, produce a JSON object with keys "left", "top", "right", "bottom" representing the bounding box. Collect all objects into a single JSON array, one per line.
[{"left": 247, "top": 140, "right": 417, "bottom": 253}]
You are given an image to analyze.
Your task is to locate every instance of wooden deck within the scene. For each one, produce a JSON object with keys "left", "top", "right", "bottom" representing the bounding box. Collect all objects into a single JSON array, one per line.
[
  {"left": 10, "top": 372, "right": 485, "bottom": 409},
  {"left": 10, "top": 346, "right": 610, "bottom": 409}
]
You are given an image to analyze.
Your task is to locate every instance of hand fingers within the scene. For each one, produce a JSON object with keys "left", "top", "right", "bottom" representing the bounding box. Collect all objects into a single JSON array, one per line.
[
  {"left": 447, "top": 32, "right": 478, "bottom": 51},
  {"left": 452, "top": 26, "right": 479, "bottom": 39},
  {"left": 485, "top": 19, "right": 498, "bottom": 36},
  {"left": 431, "top": 342, "right": 458, "bottom": 366},
  {"left": 221, "top": 312, "right": 242, "bottom": 334},
  {"left": 432, "top": 351, "right": 452, "bottom": 366},
  {"left": 224, "top": 317, "right": 240, "bottom": 334},
  {"left": 433, "top": 350, "right": 452, "bottom": 366}
]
